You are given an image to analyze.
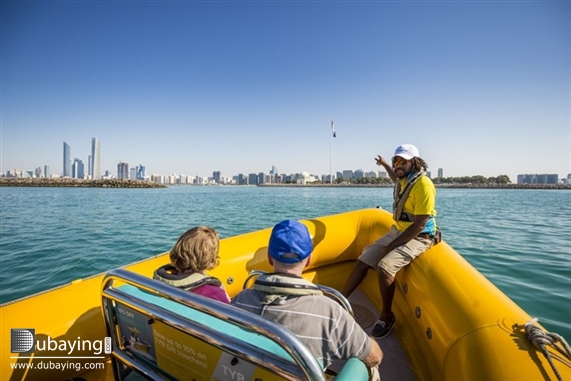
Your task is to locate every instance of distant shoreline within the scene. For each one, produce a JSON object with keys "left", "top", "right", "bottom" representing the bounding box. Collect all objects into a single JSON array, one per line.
[
  {"left": 1, "top": 178, "right": 569, "bottom": 189},
  {"left": 0, "top": 178, "right": 167, "bottom": 188},
  {"left": 258, "top": 183, "right": 571, "bottom": 190}
]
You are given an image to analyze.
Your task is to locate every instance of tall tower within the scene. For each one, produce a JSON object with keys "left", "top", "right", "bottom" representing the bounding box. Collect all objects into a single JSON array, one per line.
[
  {"left": 72, "top": 158, "right": 85, "bottom": 179},
  {"left": 117, "top": 162, "right": 129, "bottom": 180},
  {"left": 63, "top": 142, "right": 71, "bottom": 177},
  {"left": 91, "top": 138, "right": 101, "bottom": 179},
  {"left": 213, "top": 171, "right": 221, "bottom": 184},
  {"left": 136, "top": 164, "right": 146, "bottom": 180}
]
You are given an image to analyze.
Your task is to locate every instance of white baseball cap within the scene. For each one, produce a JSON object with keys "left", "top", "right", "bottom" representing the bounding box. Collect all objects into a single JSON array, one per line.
[{"left": 393, "top": 144, "right": 420, "bottom": 160}]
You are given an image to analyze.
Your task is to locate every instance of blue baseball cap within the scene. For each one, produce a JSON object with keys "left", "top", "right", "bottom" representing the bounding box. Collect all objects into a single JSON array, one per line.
[{"left": 268, "top": 220, "right": 313, "bottom": 264}]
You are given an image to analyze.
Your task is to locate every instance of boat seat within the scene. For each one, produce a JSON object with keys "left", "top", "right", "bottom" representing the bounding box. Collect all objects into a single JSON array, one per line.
[
  {"left": 101, "top": 268, "right": 369, "bottom": 381},
  {"left": 243, "top": 270, "right": 354, "bottom": 316}
]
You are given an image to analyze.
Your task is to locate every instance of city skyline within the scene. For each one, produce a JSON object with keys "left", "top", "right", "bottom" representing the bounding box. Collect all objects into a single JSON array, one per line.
[
  {"left": 3, "top": 136, "right": 566, "bottom": 183},
  {"left": 1, "top": 2, "right": 569, "bottom": 182}
]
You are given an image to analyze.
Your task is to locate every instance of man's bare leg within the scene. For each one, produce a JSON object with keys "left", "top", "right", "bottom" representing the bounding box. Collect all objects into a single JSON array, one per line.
[
  {"left": 371, "top": 267, "right": 396, "bottom": 338},
  {"left": 342, "top": 261, "right": 371, "bottom": 297},
  {"left": 378, "top": 267, "right": 395, "bottom": 318}
]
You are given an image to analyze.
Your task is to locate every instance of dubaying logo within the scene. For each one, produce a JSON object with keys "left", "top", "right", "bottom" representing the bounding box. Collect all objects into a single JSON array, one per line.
[
  {"left": 10, "top": 328, "right": 112, "bottom": 355},
  {"left": 10, "top": 329, "right": 35, "bottom": 353}
]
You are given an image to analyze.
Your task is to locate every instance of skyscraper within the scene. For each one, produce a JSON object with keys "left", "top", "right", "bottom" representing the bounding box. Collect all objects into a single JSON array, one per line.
[
  {"left": 213, "top": 171, "right": 221, "bottom": 184},
  {"left": 136, "top": 164, "right": 146, "bottom": 180},
  {"left": 72, "top": 158, "right": 85, "bottom": 179},
  {"left": 63, "top": 142, "right": 71, "bottom": 177},
  {"left": 117, "top": 162, "right": 129, "bottom": 180},
  {"left": 88, "top": 155, "right": 92, "bottom": 178},
  {"left": 91, "top": 138, "right": 100, "bottom": 179}
]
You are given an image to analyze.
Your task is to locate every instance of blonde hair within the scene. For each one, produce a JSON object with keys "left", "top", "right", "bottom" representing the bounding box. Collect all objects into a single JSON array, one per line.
[{"left": 170, "top": 226, "right": 220, "bottom": 272}]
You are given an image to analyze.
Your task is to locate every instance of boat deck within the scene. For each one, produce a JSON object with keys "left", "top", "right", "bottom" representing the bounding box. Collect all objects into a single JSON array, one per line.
[{"left": 329, "top": 290, "right": 416, "bottom": 381}]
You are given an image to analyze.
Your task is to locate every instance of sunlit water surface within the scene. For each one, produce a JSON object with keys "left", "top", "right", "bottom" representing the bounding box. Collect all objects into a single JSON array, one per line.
[{"left": 1, "top": 186, "right": 569, "bottom": 340}]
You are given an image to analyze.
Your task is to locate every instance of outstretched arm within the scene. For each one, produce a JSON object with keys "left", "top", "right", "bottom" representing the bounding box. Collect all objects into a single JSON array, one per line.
[{"left": 375, "top": 155, "right": 396, "bottom": 182}]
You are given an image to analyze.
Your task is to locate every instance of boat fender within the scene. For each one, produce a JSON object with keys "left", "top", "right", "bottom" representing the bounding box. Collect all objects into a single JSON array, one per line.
[{"left": 153, "top": 264, "right": 223, "bottom": 291}]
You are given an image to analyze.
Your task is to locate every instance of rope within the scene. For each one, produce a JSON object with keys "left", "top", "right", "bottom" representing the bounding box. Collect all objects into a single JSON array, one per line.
[{"left": 522, "top": 318, "right": 571, "bottom": 381}]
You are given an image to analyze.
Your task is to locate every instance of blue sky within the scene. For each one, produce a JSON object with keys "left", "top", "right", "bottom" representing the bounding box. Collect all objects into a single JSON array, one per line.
[{"left": 1, "top": 1, "right": 569, "bottom": 182}]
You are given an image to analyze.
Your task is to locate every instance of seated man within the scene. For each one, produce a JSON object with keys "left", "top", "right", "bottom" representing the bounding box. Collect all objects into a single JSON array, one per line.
[{"left": 232, "top": 219, "right": 383, "bottom": 374}]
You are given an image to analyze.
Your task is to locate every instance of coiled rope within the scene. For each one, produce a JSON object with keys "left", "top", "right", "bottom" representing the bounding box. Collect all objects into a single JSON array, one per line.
[{"left": 522, "top": 318, "right": 571, "bottom": 381}]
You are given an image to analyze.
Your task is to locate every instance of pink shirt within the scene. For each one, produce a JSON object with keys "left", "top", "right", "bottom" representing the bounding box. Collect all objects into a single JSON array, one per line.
[{"left": 192, "top": 284, "right": 231, "bottom": 304}]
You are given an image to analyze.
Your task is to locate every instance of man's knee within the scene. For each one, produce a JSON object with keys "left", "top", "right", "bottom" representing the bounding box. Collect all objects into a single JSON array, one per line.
[
  {"left": 377, "top": 264, "right": 395, "bottom": 280},
  {"left": 356, "top": 260, "right": 373, "bottom": 271}
]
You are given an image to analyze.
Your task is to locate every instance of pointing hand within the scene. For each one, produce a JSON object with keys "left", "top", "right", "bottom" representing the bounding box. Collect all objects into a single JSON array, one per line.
[{"left": 375, "top": 155, "right": 387, "bottom": 167}]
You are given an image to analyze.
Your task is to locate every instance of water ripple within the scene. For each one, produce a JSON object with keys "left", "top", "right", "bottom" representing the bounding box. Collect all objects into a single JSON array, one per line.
[{"left": 1, "top": 186, "right": 569, "bottom": 341}]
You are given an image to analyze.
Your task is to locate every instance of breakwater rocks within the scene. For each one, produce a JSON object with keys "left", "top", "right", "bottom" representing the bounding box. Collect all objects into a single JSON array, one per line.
[
  {"left": 0, "top": 178, "right": 167, "bottom": 188},
  {"left": 436, "top": 183, "right": 570, "bottom": 189},
  {"left": 258, "top": 183, "right": 571, "bottom": 190}
]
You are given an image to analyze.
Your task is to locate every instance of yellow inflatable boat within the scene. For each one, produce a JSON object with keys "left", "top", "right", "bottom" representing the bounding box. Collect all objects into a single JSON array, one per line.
[{"left": 1, "top": 208, "right": 570, "bottom": 381}]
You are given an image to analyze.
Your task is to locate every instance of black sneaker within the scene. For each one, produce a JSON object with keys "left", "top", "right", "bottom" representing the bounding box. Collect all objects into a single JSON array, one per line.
[{"left": 371, "top": 314, "right": 395, "bottom": 338}]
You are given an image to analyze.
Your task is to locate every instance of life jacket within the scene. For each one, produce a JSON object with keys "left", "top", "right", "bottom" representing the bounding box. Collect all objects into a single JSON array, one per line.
[
  {"left": 153, "top": 264, "right": 223, "bottom": 291},
  {"left": 253, "top": 273, "right": 323, "bottom": 305},
  {"left": 392, "top": 170, "right": 425, "bottom": 222}
]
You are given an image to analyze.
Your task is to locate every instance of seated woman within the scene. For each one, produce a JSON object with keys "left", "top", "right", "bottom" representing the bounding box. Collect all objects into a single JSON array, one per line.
[{"left": 154, "top": 226, "right": 231, "bottom": 304}]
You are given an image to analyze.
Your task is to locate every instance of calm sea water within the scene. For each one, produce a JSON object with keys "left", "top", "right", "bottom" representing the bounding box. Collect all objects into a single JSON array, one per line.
[{"left": 1, "top": 186, "right": 569, "bottom": 340}]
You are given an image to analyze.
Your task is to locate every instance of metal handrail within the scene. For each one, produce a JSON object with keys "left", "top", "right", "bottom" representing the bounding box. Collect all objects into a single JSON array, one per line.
[{"left": 101, "top": 268, "right": 325, "bottom": 381}]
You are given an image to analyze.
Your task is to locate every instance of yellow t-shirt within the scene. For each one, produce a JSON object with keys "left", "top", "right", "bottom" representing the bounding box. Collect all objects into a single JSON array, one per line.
[{"left": 394, "top": 175, "right": 437, "bottom": 233}]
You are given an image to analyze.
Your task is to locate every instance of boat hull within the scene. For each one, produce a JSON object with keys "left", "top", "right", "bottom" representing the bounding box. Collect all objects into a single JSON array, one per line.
[{"left": 1, "top": 208, "right": 569, "bottom": 380}]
